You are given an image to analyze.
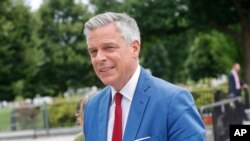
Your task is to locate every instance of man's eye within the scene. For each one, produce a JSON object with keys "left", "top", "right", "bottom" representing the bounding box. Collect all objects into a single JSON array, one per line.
[
  {"left": 91, "top": 50, "right": 97, "bottom": 53},
  {"left": 106, "top": 46, "right": 115, "bottom": 50},
  {"left": 89, "top": 50, "right": 97, "bottom": 56}
]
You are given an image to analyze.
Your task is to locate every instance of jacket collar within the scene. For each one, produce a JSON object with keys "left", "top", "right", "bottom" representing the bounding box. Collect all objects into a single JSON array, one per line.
[
  {"left": 98, "top": 87, "right": 111, "bottom": 141},
  {"left": 97, "top": 67, "right": 152, "bottom": 141},
  {"left": 123, "top": 67, "right": 152, "bottom": 141}
]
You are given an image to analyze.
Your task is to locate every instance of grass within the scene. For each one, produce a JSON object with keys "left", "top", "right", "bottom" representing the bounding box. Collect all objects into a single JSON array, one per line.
[
  {"left": 0, "top": 107, "right": 44, "bottom": 132},
  {"left": 0, "top": 108, "right": 11, "bottom": 132},
  {"left": 0, "top": 98, "right": 81, "bottom": 132}
]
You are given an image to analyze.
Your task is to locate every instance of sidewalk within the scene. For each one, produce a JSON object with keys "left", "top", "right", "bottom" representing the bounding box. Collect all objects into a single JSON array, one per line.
[
  {"left": 0, "top": 126, "right": 81, "bottom": 141},
  {"left": 4, "top": 134, "right": 76, "bottom": 141}
]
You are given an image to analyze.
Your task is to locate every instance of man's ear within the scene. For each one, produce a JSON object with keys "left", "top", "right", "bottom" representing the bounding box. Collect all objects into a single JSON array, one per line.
[{"left": 131, "top": 40, "right": 140, "bottom": 58}]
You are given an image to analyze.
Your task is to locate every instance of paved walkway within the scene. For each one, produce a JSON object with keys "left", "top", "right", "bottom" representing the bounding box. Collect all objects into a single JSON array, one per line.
[
  {"left": 4, "top": 135, "right": 76, "bottom": 141},
  {"left": 0, "top": 127, "right": 81, "bottom": 141}
]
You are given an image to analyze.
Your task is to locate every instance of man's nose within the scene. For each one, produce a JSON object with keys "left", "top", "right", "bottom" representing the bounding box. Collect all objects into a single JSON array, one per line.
[{"left": 96, "top": 50, "right": 106, "bottom": 61}]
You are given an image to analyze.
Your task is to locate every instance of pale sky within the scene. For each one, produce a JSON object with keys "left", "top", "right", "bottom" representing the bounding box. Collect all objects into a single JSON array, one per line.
[
  {"left": 25, "top": 0, "right": 43, "bottom": 11},
  {"left": 25, "top": 0, "right": 89, "bottom": 11}
]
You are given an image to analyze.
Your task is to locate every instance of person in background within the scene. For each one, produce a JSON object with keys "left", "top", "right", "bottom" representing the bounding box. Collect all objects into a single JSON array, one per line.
[
  {"left": 228, "top": 63, "right": 244, "bottom": 97},
  {"left": 74, "top": 93, "right": 96, "bottom": 141},
  {"left": 74, "top": 98, "right": 85, "bottom": 141},
  {"left": 83, "top": 12, "right": 205, "bottom": 141},
  {"left": 227, "top": 63, "right": 249, "bottom": 123}
]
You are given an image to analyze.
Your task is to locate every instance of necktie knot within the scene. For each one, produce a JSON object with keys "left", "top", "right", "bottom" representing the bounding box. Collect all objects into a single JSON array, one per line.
[{"left": 115, "top": 92, "right": 122, "bottom": 105}]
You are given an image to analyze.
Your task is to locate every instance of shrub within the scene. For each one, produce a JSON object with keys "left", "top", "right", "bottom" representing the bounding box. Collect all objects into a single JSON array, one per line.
[{"left": 48, "top": 98, "right": 79, "bottom": 128}]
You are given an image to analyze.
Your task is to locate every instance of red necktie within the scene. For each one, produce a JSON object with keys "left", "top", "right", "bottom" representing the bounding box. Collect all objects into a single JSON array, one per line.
[{"left": 112, "top": 92, "right": 123, "bottom": 141}]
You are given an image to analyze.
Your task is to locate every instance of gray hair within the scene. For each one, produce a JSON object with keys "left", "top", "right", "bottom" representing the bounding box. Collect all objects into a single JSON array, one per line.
[{"left": 84, "top": 12, "right": 141, "bottom": 45}]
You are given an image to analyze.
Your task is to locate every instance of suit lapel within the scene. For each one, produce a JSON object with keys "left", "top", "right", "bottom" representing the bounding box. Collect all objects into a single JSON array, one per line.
[
  {"left": 123, "top": 68, "right": 151, "bottom": 141},
  {"left": 98, "top": 88, "right": 111, "bottom": 141}
]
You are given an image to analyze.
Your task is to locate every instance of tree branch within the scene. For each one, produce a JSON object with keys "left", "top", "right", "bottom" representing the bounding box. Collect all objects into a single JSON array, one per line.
[
  {"left": 145, "top": 24, "right": 193, "bottom": 36},
  {"left": 209, "top": 21, "right": 242, "bottom": 43},
  {"left": 233, "top": 0, "right": 250, "bottom": 24},
  {"left": 233, "top": 0, "right": 250, "bottom": 38}
]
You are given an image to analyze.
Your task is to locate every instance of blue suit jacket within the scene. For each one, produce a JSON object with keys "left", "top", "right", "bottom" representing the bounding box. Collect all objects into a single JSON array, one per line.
[{"left": 84, "top": 67, "right": 205, "bottom": 141}]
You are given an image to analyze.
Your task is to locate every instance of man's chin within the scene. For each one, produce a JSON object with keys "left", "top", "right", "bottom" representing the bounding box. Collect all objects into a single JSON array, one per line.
[{"left": 100, "top": 79, "right": 113, "bottom": 86}]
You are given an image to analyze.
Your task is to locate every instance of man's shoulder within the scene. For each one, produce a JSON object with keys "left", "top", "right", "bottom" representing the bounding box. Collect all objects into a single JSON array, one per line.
[
  {"left": 140, "top": 76, "right": 190, "bottom": 103},
  {"left": 152, "top": 76, "right": 185, "bottom": 92},
  {"left": 139, "top": 67, "right": 187, "bottom": 95},
  {"left": 228, "top": 72, "right": 235, "bottom": 80},
  {"left": 145, "top": 76, "right": 194, "bottom": 108},
  {"left": 85, "top": 86, "right": 110, "bottom": 106}
]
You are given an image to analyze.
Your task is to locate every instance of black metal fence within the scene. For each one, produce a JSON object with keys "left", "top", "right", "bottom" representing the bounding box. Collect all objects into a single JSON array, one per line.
[{"left": 200, "top": 88, "right": 250, "bottom": 141}]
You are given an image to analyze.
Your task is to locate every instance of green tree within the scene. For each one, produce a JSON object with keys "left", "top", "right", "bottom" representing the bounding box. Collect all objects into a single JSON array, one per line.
[
  {"left": 0, "top": 0, "right": 35, "bottom": 101},
  {"left": 128, "top": 0, "right": 192, "bottom": 82},
  {"left": 89, "top": 0, "right": 192, "bottom": 82},
  {"left": 88, "top": 0, "right": 126, "bottom": 13},
  {"left": 185, "top": 31, "right": 238, "bottom": 81},
  {"left": 140, "top": 38, "right": 170, "bottom": 80},
  {"left": 33, "top": 0, "right": 98, "bottom": 97},
  {"left": 188, "top": 0, "right": 250, "bottom": 83}
]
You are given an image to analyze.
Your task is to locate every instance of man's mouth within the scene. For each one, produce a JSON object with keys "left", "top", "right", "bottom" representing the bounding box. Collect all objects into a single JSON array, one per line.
[{"left": 99, "top": 66, "right": 114, "bottom": 72}]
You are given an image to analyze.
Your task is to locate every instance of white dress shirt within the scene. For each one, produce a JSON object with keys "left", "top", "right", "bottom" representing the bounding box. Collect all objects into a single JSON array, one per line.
[
  {"left": 232, "top": 70, "right": 241, "bottom": 90},
  {"left": 107, "top": 65, "right": 141, "bottom": 141}
]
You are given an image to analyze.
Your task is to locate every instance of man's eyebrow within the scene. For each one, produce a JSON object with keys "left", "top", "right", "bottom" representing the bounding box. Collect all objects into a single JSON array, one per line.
[
  {"left": 87, "top": 42, "right": 118, "bottom": 51},
  {"left": 103, "top": 42, "right": 118, "bottom": 47},
  {"left": 88, "top": 46, "right": 96, "bottom": 51}
]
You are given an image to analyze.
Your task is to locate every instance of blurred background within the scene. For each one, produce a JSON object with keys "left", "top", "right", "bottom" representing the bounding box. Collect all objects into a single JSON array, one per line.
[{"left": 0, "top": 0, "right": 250, "bottom": 141}]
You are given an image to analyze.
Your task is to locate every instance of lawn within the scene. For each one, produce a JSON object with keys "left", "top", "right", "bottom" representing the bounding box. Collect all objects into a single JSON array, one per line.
[{"left": 0, "top": 108, "right": 11, "bottom": 132}]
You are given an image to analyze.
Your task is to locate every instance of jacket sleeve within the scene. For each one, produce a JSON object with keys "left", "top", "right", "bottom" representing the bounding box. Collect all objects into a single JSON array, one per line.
[{"left": 167, "top": 90, "right": 206, "bottom": 141}]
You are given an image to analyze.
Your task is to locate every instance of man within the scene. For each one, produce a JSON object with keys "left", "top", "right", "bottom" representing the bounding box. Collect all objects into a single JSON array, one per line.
[
  {"left": 228, "top": 63, "right": 242, "bottom": 97},
  {"left": 83, "top": 12, "right": 205, "bottom": 141}
]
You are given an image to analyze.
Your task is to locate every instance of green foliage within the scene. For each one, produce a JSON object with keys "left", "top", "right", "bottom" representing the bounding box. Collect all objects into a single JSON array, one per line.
[
  {"left": 140, "top": 38, "right": 170, "bottom": 80},
  {"left": 1, "top": 0, "right": 249, "bottom": 101},
  {"left": 188, "top": 0, "right": 250, "bottom": 83},
  {"left": 126, "top": 0, "right": 193, "bottom": 82},
  {"left": 48, "top": 98, "right": 78, "bottom": 127},
  {"left": 163, "top": 32, "right": 194, "bottom": 82},
  {"left": 0, "top": 0, "right": 99, "bottom": 101},
  {"left": 32, "top": 0, "right": 96, "bottom": 96},
  {"left": 185, "top": 31, "right": 238, "bottom": 81},
  {"left": 0, "top": 0, "right": 35, "bottom": 101},
  {"left": 0, "top": 108, "right": 11, "bottom": 131},
  {"left": 188, "top": 0, "right": 248, "bottom": 27},
  {"left": 190, "top": 82, "right": 228, "bottom": 109},
  {"left": 194, "top": 92, "right": 214, "bottom": 109},
  {"left": 89, "top": 0, "right": 192, "bottom": 82}
]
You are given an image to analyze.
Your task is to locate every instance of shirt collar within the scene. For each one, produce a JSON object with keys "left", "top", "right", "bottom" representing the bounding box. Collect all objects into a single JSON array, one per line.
[
  {"left": 231, "top": 69, "right": 237, "bottom": 74},
  {"left": 111, "top": 65, "right": 141, "bottom": 102}
]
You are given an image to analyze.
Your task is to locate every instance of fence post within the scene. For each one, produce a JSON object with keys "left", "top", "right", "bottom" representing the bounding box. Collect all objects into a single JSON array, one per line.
[
  {"left": 32, "top": 109, "right": 37, "bottom": 139},
  {"left": 11, "top": 111, "right": 17, "bottom": 131},
  {"left": 43, "top": 103, "right": 50, "bottom": 136},
  {"left": 212, "top": 89, "right": 225, "bottom": 141},
  {"left": 244, "top": 88, "right": 249, "bottom": 109}
]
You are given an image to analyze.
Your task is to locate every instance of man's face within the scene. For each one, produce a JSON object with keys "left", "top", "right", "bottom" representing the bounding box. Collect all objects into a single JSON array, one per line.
[
  {"left": 87, "top": 23, "right": 140, "bottom": 90},
  {"left": 235, "top": 64, "right": 241, "bottom": 72}
]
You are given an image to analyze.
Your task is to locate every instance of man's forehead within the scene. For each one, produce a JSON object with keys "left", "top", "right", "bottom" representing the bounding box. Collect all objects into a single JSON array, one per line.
[{"left": 87, "top": 41, "right": 117, "bottom": 49}]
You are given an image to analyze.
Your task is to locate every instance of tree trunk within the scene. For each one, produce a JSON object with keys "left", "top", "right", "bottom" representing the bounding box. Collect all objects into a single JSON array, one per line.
[{"left": 243, "top": 24, "right": 250, "bottom": 84}]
